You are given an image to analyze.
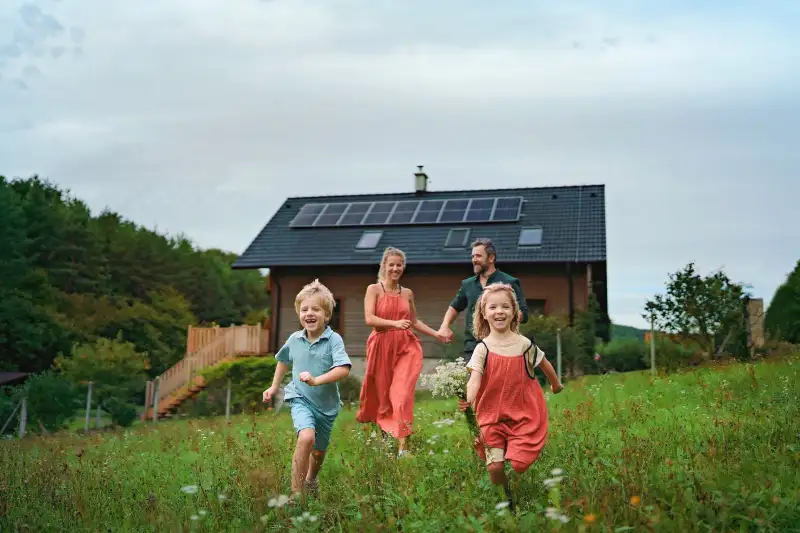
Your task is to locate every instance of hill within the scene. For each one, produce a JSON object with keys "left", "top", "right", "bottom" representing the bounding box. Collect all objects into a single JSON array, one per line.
[{"left": 611, "top": 323, "right": 648, "bottom": 341}]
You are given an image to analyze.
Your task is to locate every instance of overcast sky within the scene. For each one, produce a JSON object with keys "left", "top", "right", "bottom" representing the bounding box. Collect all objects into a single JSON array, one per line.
[{"left": 1, "top": 1, "right": 798, "bottom": 329}]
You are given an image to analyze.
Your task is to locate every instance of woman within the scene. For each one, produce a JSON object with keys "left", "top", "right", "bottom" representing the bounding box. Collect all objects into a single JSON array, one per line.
[{"left": 356, "top": 247, "right": 444, "bottom": 457}]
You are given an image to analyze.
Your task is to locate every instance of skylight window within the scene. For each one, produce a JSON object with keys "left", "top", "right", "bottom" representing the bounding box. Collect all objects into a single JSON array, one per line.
[
  {"left": 356, "top": 230, "right": 383, "bottom": 249},
  {"left": 518, "top": 227, "right": 543, "bottom": 247},
  {"left": 445, "top": 228, "right": 470, "bottom": 248}
]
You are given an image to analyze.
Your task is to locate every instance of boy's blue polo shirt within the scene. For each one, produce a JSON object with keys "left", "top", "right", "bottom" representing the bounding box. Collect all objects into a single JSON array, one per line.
[{"left": 275, "top": 326, "right": 352, "bottom": 416}]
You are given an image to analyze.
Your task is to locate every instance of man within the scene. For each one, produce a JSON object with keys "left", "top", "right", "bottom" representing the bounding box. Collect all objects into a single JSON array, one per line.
[{"left": 437, "top": 238, "right": 529, "bottom": 355}]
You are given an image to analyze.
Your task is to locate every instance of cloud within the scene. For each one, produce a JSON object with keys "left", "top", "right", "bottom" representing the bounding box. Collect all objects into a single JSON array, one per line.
[{"left": 0, "top": 0, "right": 798, "bottom": 328}]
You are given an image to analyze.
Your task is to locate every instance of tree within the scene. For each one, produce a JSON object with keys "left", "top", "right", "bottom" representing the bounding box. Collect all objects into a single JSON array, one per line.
[
  {"left": 643, "top": 262, "right": 749, "bottom": 359},
  {"left": 765, "top": 260, "right": 800, "bottom": 344}
]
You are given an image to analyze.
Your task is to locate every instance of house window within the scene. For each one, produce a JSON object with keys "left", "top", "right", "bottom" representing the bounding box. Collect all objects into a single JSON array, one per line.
[
  {"left": 526, "top": 299, "right": 546, "bottom": 316},
  {"left": 356, "top": 230, "right": 383, "bottom": 249},
  {"left": 518, "top": 227, "right": 543, "bottom": 247},
  {"left": 445, "top": 228, "right": 470, "bottom": 248},
  {"left": 329, "top": 298, "right": 343, "bottom": 332}
]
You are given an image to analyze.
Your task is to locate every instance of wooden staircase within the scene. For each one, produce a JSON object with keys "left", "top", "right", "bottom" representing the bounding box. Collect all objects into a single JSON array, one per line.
[{"left": 141, "top": 324, "right": 269, "bottom": 421}]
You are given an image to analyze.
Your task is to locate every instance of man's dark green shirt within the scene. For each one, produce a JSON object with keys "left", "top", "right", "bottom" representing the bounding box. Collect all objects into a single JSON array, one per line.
[{"left": 449, "top": 269, "right": 529, "bottom": 354}]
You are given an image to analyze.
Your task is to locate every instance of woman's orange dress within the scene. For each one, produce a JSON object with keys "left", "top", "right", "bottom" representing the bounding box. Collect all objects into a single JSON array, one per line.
[{"left": 356, "top": 285, "right": 423, "bottom": 438}]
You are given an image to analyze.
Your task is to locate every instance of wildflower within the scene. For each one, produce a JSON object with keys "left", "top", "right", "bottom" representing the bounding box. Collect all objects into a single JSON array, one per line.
[
  {"left": 181, "top": 485, "right": 199, "bottom": 494},
  {"left": 268, "top": 494, "right": 290, "bottom": 508},
  {"left": 584, "top": 513, "right": 597, "bottom": 523},
  {"left": 443, "top": 449, "right": 449, "bottom": 454},
  {"left": 428, "top": 450, "right": 434, "bottom": 456},
  {"left": 495, "top": 501, "right": 510, "bottom": 510},
  {"left": 551, "top": 468, "right": 564, "bottom": 476},
  {"left": 260, "top": 515, "right": 269, "bottom": 524},
  {"left": 190, "top": 515, "right": 199, "bottom": 521},
  {"left": 198, "top": 509, "right": 207, "bottom": 516},
  {"left": 217, "top": 493, "right": 227, "bottom": 502},
  {"left": 630, "top": 495, "right": 641, "bottom": 506},
  {"left": 543, "top": 477, "right": 563, "bottom": 488}
]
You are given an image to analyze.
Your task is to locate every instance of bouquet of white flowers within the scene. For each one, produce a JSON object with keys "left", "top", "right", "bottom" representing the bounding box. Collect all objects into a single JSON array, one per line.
[{"left": 420, "top": 358, "right": 480, "bottom": 438}]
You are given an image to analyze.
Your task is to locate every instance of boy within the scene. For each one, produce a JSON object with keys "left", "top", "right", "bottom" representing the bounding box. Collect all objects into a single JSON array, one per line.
[{"left": 262, "top": 279, "right": 352, "bottom": 498}]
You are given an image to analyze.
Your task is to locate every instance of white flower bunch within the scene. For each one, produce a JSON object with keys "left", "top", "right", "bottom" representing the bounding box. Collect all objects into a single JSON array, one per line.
[{"left": 420, "top": 358, "right": 470, "bottom": 399}]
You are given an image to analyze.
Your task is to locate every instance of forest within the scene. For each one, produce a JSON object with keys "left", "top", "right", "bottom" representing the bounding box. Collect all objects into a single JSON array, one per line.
[{"left": 0, "top": 175, "right": 270, "bottom": 377}]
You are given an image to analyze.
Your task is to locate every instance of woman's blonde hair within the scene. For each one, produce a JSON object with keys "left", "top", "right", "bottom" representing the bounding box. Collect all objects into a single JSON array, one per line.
[
  {"left": 377, "top": 247, "right": 406, "bottom": 282},
  {"left": 471, "top": 283, "right": 521, "bottom": 340},
  {"left": 294, "top": 279, "right": 336, "bottom": 322}
]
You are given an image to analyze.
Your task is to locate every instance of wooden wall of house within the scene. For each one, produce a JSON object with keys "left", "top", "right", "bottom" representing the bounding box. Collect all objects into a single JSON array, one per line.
[{"left": 272, "top": 264, "right": 590, "bottom": 364}]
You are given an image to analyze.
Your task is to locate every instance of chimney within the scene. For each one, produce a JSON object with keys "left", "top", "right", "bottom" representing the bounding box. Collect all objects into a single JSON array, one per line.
[{"left": 414, "top": 165, "right": 428, "bottom": 194}]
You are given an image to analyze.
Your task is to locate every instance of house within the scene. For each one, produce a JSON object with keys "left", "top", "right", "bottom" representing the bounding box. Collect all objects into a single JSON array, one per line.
[{"left": 232, "top": 168, "right": 608, "bottom": 380}]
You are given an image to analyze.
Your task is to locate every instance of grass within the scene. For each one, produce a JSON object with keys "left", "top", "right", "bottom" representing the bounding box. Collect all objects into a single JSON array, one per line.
[{"left": 2, "top": 356, "right": 800, "bottom": 532}]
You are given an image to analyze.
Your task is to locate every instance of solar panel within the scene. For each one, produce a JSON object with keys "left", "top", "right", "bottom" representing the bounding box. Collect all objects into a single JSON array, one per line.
[
  {"left": 439, "top": 199, "right": 469, "bottom": 223},
  {"left": 291, "top": 196, "right": 523, "bottom": 227},
  {"left": 491, "top": 197, "right": 522, "bottom": 221},
  {"left": 465, "top": 198, "right": 494, "bottom": 222},
  {"left": 290, "top": 203, "right": 326, "bottom": 226},
  {"left": 313, "top": 203, "right": 348, "bottom": 226},
  {"left": 387, "top": 201, "right": 419, "bottom": 224},
  {"left": 337, "top": 202, "right": 371, "bottom": 225},
  {"left": 362, "top": 201, "right": 396, "bottom": 225},
  {"left": 412, "top": 200, "right": 445, "bottom": 223}
]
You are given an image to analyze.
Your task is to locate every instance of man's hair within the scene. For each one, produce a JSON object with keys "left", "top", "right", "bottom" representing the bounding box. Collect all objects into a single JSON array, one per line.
[
  {"left": 294, "top": 279, "right": 336, "bottom": 322},
  {"left": 471, "top": 237, "right": 496, "bottom": 259}
]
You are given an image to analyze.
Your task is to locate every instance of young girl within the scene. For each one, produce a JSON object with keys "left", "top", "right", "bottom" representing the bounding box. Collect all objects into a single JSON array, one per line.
[{"left": 457, "top": 283, "right": 563, "bottom": 510}]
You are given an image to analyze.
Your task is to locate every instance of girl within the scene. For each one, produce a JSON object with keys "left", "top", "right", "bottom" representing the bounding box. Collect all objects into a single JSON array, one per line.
[
  {"left": 458, "top": 283, "right": 563, "bottom": 510},
  {"left": 356, "top": 247, "right": 446, "bottom": 457}
]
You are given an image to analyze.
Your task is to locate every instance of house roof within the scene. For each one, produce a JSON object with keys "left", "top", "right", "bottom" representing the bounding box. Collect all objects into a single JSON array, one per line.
[
  {"left": 232, "top": 184, "right": 606, "bottom": 269},
  {"left": 0, "top": 372, "right": 29, "bottom": 386}
]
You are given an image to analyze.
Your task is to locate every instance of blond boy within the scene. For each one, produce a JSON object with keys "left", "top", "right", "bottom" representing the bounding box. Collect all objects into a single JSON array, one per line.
[{"left": 263, "top": 280, "right": 351, "bottom": 497}]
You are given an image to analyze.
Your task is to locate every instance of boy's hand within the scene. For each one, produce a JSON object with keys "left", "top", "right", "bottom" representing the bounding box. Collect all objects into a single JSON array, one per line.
[
  {"left": 299, "top": 371, "right": 317, "bottom": 386},
  {"left": 262, "top": 386, "right": 278, "bottom": 403},
  {"left": 551, "top": 383, "right": 564, "bottom": 394}
]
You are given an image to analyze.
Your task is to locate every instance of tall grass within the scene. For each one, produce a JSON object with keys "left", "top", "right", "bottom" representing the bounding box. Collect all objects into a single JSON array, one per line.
[{"left": 2, "top": 356, "right": 799, "bottom": 532}]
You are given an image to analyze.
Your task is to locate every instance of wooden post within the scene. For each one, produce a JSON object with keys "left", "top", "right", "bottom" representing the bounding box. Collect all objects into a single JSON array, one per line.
[
  {"left": 650, "top": 316, "right": 656, "bottom": 375},
  {"left": 556, "top": 329, "right": 562, "bottom": 382},
  {"left": 225, "top": 378, "right": 232, "bottom": 424},
  {"left": 152, "top": 377, "right": 160, "bottom": 424},
  {"left": 143, "top": 381, "right": 152, "bottom": 421},
  {"left": 96, "top": 404, "right": 101, "bottom": 428},
  {"left": 18, "top": 397, "right": 27, "bottom": 439},
  {"left": 187, "top": 325, "right": 194, "bottom": 355},
  {"left": 84, "top": 381, "right": 93, "bottom": 433}
]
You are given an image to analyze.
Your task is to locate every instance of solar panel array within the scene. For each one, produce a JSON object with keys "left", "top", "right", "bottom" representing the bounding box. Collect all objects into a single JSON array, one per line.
[{"left": 290, "top": 196, "right": 523, "bottom": 227}]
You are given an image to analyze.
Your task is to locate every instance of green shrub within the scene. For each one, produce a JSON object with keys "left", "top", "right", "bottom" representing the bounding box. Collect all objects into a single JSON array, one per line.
[
  {"left": 181, "top": 356, "right": 278, "bottom": 417},
  {"left": 648, "top": 337, "right": 699, "bottom": 372},
  {"left": 520, "top": 315, "right": 587, "bottom": 379},
  {"left": 598, "top": 338, "right": 648, "bottom": 373},
  {"left": 1, "top": 370, "right": 82, "bottom": 436},
  {"left": 54, "top": 334, "right": 149, "bottom": 426},
  {"left": 103, "top": 397, "right": 138, "bottom": 427},
  {"left": 337, "top": 374, "right": 362, "bottom": 403}
]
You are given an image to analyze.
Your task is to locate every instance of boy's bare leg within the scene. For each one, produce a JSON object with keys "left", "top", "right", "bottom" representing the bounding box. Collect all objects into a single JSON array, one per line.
[
  {"left": 539, "top": 358, "right": 564, "bottom": 393},
  {"left": 292, "top": 429, "right": 315, "bottom": 494},
  {"left": 306, "top": 450, "right": 325, "bottom": 481}
]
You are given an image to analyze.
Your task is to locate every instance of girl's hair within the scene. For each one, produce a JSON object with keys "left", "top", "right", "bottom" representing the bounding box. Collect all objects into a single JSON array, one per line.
[
  {"left": 294, "top": 279, "right": 336, "bottom": 321},
  {"left": 471, "top": 283, "right": 521, "bottom": 339},
  {"left": 377, "top": 247, "right": 406, "bottom": 282}
]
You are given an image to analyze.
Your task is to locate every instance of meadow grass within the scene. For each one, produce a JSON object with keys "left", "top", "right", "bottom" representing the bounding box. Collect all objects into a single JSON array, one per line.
[{"left": 2, "top": 356, "right": 799, "bottom": 532}]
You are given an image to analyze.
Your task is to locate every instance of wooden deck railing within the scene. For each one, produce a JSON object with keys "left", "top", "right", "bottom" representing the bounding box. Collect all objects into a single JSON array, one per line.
[{"left": 142, "top": 324, "right": 271, "bottom": 419}]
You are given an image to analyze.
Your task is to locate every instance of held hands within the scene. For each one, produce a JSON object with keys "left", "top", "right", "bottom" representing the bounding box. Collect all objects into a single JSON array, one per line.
[
  {"left": 436, "top": 326, "right": 453, "bottom": 344},
  {"left": 299, "top": 371, "right": 318, "bottom": 386},
  {"left": 262, "top": 386, "right": 278, "bottom": 403}
]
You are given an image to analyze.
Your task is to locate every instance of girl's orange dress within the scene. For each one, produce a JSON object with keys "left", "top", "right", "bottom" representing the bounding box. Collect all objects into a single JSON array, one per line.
[
  {"left": 472, "top": 340, "right": 549, "bottom": 473},
  {"left": 356, "top": 284, "right": 423, "bottom": 438}
]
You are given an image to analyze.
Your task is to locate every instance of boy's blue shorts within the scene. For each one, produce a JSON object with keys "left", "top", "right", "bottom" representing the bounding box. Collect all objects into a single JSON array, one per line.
[{"left": 287, "top": 396, "right": 337, "bottom": 451}]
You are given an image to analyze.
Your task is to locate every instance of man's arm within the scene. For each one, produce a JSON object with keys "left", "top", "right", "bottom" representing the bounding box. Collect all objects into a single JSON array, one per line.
[{"left": 512, "top": 278, "right": 529, "bottom": 323}]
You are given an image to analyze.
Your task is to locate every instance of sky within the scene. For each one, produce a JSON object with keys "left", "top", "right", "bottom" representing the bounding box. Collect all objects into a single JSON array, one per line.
[{"left": 1, "top": 0, "right": 798, "bottom": 329}]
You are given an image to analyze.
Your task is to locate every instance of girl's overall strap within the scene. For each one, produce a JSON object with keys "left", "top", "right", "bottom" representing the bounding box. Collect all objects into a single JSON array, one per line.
[
  {"left": 522, "top": 338, "right": 537, "bottom": 380},
  {"left": 479, "top": 340, "right": 490, "bottom": 372}
]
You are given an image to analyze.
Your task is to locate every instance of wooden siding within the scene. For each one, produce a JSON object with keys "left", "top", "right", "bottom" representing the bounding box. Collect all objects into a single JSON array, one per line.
[{"left": 272, "top": 264, "right": 589, "bottom": 359}]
